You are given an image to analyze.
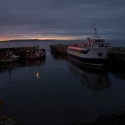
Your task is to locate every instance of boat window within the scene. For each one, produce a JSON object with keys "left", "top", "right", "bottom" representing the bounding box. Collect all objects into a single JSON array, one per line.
[{"left": 98, "top": 40, "right": 100, "bottom": 42}]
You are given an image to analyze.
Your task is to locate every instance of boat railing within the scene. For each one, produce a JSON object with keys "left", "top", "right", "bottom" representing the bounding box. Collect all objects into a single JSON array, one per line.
[
  {"left": 69, "top": 42, "right": 111, "bottom": 48},
  {"left": 69, "top": 43, "right": 87, "bottom": 48}
]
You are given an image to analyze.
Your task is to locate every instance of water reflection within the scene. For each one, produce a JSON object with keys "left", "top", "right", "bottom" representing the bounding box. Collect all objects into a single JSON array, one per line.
[
  {"left": 25, "top": 60, "right": 46, "bottom": 67},
  {"left": 50, "top": 51, "right": 67, "bottom": 60},
  {"left": 0, "top": 62, "right": 18, "bottom": 75},
  {"left": 36, "top": 71, "right": 40, "bottom": 78},
  {"left": 109, "top": 65, "right": 125, "bottom": 80},
  {"left": 67, "top": 59, "right": 111, "bottom": 91},
  {"left": 0, "top": 60, "right": 46, "bottom": 75}
]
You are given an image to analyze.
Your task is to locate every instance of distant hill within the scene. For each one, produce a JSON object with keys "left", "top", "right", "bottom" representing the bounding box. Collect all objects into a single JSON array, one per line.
[{"left": 1, "top": 39, "right": 58, "bottom": 42}]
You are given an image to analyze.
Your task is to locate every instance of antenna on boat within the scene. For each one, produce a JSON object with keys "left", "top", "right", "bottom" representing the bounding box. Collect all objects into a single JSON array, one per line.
[{"left": 91, "top": 23, "right": 100, "bottom": 38}]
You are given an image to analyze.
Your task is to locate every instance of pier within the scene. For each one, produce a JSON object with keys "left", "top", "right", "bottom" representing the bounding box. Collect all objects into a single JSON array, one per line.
[
  {"left": 109, "top": 47, "right": 125, "bottom": 66},
  {"left": 50, "top": 44, "right": 68, "bottom": 54}
]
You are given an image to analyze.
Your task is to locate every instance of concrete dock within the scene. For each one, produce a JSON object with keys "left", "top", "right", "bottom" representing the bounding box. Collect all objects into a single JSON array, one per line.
[
  {"left": 109, "top": 47, "right": 125, "bottom": 65},
  {"left": 50, "top": 44, "right": 68, "bottom": 54}
]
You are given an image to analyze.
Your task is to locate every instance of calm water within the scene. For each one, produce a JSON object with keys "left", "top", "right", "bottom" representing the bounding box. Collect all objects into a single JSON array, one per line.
[{"left": 0, "top": 40, "right": 125, "bottom": 125}]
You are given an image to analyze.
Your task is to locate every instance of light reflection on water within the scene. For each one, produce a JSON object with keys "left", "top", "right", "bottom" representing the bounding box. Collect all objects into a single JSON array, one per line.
[
  {"left": 67, "top": 59, "right": 111, "bottom": 92},
  {"left": 0, "top": 40, "right": 125, "bottom": 125}
]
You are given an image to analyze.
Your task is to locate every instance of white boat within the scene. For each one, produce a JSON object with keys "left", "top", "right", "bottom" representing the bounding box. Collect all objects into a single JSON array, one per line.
[
  {"left": 67, "top": 25, "right": 112, "bottom": 67},
  {"left": 9, "top": 52, "right": 20, "bottom": 62},
  {"left": 0, "top": 51, "right": 19, "bottom": 65}
]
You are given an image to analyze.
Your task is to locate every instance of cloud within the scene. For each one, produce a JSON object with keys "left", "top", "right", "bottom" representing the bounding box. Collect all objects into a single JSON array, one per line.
[{"left": 0, "top": 0, "right": 125, "bottom": 40}]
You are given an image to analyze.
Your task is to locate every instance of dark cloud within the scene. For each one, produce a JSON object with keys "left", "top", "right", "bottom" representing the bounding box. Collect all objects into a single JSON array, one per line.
[{"left": 0, "top": 0, "right": 125, "bottom": 40}]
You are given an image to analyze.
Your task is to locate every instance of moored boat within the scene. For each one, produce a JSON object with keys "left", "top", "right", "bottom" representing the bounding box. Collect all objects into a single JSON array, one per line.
[
  {"left": 67, "top": 24, "right": 112, "bottom": 67},
  {"left": 0, "top": 51, "right": 19, "bottom": 65},
  {"left": 25, "top": 49, "right": 45, "bottom": 61},
  {"left": 9, "top": 52, "right": 20, "bottom": 62}
]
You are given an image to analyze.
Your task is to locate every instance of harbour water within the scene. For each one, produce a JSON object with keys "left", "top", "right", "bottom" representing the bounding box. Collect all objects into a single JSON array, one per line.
[{"left": 0, "top": 40, "right": 125, "bottom": 125}]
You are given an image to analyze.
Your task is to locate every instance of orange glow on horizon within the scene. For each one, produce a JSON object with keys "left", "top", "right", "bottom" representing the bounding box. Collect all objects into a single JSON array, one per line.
[
  {"left": 0, "top": 34, "right": 87, "bottom": 41},
  {"left": 0, "top": 36, "right": 79, "bottom": 41}
]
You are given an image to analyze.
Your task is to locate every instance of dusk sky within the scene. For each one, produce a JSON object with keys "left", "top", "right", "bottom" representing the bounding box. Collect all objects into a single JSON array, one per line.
[{"left": 0, "top": 0, "right": 125, "bottom": 41}]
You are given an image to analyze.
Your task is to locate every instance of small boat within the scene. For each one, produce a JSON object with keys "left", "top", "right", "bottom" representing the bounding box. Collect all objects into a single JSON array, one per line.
[
  {"left": 9, "top": 52, "right": 20, "bottom": 62},
  {"left": 25, "top": 49, "right": 45, "bottom": 61},
  {"left": 0, "top": 51, "right": 19, "bottom": 65},
  {"left": 67, "top": 24, "right": 112, "bottom": 67}
]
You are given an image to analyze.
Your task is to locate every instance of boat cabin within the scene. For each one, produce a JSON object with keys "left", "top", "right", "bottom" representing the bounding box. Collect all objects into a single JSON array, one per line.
[
  {"left": 87, "top": 38, "right": 105, "bottom": 43},
  {"left": 86, "top": 37, "right": 110, "bottom": 47}
]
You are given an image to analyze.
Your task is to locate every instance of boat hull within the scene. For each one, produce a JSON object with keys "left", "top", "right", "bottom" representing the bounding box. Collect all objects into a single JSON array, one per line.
[
  {"left": 25, "top": 55, "right": 45, "bottom": 61},
  {"left": 11, "top": 56, "right": 19, "bottom": 62},
  {"left": 0, "top": 59, "right": 13, "bottom": 65},
  {"left": 67, "top": 45, "right": 111, "bottom": 67},
  {"left": 0, "top": 56, "right": 19, "bottom": 65},
  {"left": 67, "top": 53, "right": 109, "bottom": 67}
]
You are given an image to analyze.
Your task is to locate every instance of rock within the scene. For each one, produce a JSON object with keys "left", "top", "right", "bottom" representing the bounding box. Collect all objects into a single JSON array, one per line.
[{"left": 0, "top": 114, "right": 19, "bottom": 125}]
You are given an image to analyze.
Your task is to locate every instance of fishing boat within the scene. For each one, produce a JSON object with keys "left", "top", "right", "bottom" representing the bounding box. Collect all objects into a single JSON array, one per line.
[
  {"left": 67, "top": 24, "right": 112, "bottom": 67},
  {"left": 9, "top": 52, "right": 20, "bottom": 62},
  {"left": 0, "top": 51, "right": 19, "bottom": 65},
  {"left": 25, "top": 49, "right": 45, "bottom": 61}
]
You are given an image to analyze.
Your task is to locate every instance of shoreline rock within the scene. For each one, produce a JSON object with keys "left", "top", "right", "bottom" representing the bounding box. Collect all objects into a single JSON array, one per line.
[{"left": 0, "top": 113, "right": 19, "bottom": 125}]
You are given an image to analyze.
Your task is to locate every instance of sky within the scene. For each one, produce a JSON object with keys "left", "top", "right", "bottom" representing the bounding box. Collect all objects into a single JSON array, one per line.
[{"left": 0, "top": 0, "right": 125, "bottom": 41}]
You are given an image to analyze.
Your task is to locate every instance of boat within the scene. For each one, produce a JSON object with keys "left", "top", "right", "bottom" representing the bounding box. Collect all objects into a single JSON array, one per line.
[
  {"left": 9, "top": 51, "right": 20, "bottom": 62},
  {"left": 67, "top": 24, "right": 112, "bottom": 67},
  {"left": 25, "top": 48, "right": 45, "bottom": 61},
  {"left": 0, "top": 51, "right": 19, "bottom": 65}
]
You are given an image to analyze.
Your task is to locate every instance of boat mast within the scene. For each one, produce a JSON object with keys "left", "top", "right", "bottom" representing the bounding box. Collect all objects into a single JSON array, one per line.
[{"left": 91, "top": 24, "right": 100, "bottom": 38}]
